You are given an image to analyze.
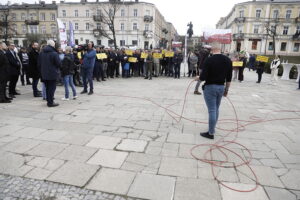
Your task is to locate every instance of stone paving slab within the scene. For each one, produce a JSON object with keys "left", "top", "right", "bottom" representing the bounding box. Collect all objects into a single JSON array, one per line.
[
  {"left": 86, "top": 135, "right": 122, "bottom": 149},
  {"left": 87, "top": 149, "right": 128, "bottom": 168},
  {"left": 159, "top": 157, "right": 198, "bottom": 178},
  {"left": 116, "top": 139, "right": 148, "bottom": 152}
]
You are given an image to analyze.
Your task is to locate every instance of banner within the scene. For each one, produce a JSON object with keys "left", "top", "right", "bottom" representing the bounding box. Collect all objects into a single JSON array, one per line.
[
  {"left": 57, "top": 18, "right": 67, "bottom": 50},
  {"left": 232, "top": 61, "right": 244, "bottom": 67},
  {"left": 153, "top": 53, "right": 162, "bottom": 59},
  {"left": 128, "top": 57, "right": 137, "bottom": 63},
  {"left": 172, "top": 41, "right": 182, "bottom": 48},
  {"left": 141, "top": 52, "right": 148, "bottom": 59},
  {"left": 69, "top": 21, "right": 75, "bottom": 47},
  {"left": 96, "top": 53, "right": 107, "bottom": 59},
  {"left": 203, "top": 29, "right": 232, "bottom": 44},
  {"left": 256, "top": 55, "right": 269, "bottom": 63},
  {"left": 125, "top": 50, "right": 133, "bottom": 56},
  {"left": 165, "top": 51, "right": 174, "bottom": 58}
]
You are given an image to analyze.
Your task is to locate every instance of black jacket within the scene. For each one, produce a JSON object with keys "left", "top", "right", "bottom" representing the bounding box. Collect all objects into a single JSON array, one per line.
[
  {"left": 6, "top": 50, "right": 21, "bottom": 76},
  {"left": 38, "top": 45, "right": 61, "bottom": 81},
  {"left": 28, "top": 48, "right": 40, "bottom": 79},
  {"left": 61, "top": 54, "right": 76, "bottom": 76},
  {"left": 0, "top": 50, "right": 10, "bottom": 81}
]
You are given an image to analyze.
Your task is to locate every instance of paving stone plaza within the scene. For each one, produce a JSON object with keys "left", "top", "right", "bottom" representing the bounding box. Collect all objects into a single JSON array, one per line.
[{"left": 0, "top": 70, "right": 300, "bottom": 200}]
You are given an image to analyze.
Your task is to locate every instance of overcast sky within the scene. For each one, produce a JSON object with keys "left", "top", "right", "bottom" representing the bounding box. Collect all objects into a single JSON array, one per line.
[{"left": 4, "top": 0, "right": 246, "bottom": 35}]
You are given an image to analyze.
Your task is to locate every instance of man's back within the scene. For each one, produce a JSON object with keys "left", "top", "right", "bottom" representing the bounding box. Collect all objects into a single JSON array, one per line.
[{"left": 200, "top": 54, "right": 232, "bottom": 85}]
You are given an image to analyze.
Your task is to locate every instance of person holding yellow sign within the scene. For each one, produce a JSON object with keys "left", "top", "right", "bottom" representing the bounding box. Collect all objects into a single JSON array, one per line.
[{"left": 145, "top": 50, "right": 153, "bottom": 80}]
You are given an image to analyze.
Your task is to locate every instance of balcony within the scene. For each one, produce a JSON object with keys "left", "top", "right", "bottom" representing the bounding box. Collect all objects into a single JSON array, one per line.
[
  {"left": 233, "top": 33, "right": 244, "bottom": 41},
  {"left": 292, "top": 33, "right": 300, "bottom": 40},
  {"left": 25, "top": 20, "right": 39, "bottom": 25},
  {"left": 93, "top": 15, "right": 102, "bottom": 22},
  {"left": 143, "top": 30, "right": 153, "bottom": 38},
  {"left": 144, "top": 15, "right": 153, "bottom": 23},
  {"left": 0, "top": 21, "right": 8, "bottom": 26},
  {"left": 93, "top": 29, "right": 102, "bottom": 37},
  {"left": 234, "top": 17, "right": 245, "bottom": 23}
]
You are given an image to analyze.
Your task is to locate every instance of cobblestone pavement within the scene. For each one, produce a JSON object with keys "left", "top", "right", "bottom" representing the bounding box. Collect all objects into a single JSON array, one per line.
[
  {"left": 0, "top": 174, "right": 143, "bottom": 200},
  {"left": 0, "top": 70, "right": 300, "bottom": 200}
]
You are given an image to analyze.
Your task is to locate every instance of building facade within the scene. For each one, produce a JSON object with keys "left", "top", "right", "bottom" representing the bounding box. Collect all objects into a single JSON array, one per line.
[
  {"left": 58, "top": 0, "right": 178, "bottom": 49},
  {"left": 0, "top": 1, "right": 57, "bottom": 47},
  {"left": 216, "top": 0, "right": 300, "bottom": 56}
]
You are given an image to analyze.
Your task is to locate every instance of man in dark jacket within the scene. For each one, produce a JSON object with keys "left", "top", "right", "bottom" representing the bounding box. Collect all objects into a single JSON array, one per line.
[
  {"left": 6, "top": 43, "right": 21, "bottom": 98},
  {"left": 18, "top": 47, "right": 31, "bottom": 86},
  {"left": 38, "top": 40, "right": 61, "bottom": 107},
  {"left": 28, "top": 42, "right": 42, "bottom": 97},
  {"left": 173, "top": 51, "right": 183, "bottom": 79},
  {"left": 0, "top": 42, "right": 12, "bottom": 103},
  {"left": 81, "top": 42, "right": 96, "bottom": 95}
]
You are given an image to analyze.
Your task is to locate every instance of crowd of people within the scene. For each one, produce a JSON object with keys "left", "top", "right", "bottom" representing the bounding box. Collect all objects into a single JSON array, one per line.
[{"left": 1, "top": 39, "right": 299, "bottom": 107}]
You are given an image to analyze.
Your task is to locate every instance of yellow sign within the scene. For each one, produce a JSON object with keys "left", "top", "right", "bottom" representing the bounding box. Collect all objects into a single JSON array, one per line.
[
  {"left": 162, "top": 50, "right": 166, "bottom": 55},
  {"left": 165, "top": 51, "right": 174, "bottom": 58},
  {"left": 153, "top": 53, "right": 162, "bottom": 59},
  {"left": 128, "top": 57, "right": 138, "bottom": 63},
  {"left": 256, "top": 55, "right": 269, "bottom": 63},
  {"left": 141, "top": 52, "right": 148, "bottom": 59},
  {"left": 96, "top": 53, "right": 107, "bottom": 60},
  {"left": 125, "top": 50, "right": 133, "bottom": 56},
  {"left": 232, "top": 61, "right": 244, "bottom": 67},
  {"left": 77, "top": 52, "right": 82, "bottom": 59}
]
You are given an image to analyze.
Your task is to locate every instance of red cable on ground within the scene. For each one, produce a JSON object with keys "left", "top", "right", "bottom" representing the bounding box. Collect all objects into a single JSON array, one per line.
[{"left": 96, "top": 79, "right": 300, "bottom": 193}]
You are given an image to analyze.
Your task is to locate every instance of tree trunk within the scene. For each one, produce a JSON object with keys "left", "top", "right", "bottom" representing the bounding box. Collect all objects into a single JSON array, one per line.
[{"left": 272, "top": 35, "right": 276, "bottom": 56}]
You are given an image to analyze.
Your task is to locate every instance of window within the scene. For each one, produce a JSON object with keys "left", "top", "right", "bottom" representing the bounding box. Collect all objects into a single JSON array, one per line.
[
  {"left": 22, "top": 24, "right": 26, "bottom": 34},
  {"left": 120, "top": 40, "right": 125, "bottom": 46},
  {"left": 75, "top": 10, "right": 78, "bottom": 17},
  {"left": 40, "top": 25, "right": 46, "bottom": 34},
  {"left": 86, "top": 39, "right": 89, "bottom": 44},
  {"left": 29, "top": 25, "right": 38, "bottom": 34},
  {"left": 51, "top": 24, "right": 56, "bottom": 34},
  {"left": 296, "top": 25, "right": 300, "bottom": 34},
  {"left": 132, "top": 40, "right": 138, "bottom": 46},
  {"left": 109, "top": 9, "right": 113, "bottom": 17},
  {"left": 75, "top": 39, "right": 79, "bottom": 45},
  {"left": 97, "top": 40, "right": 101, "bottom": 45},
  {"left": 283, "top": 26, "right": 289, "bottom": 35},
  {"left": 270, "top": 25, "right": 276, "bottom": 33},
  {"left": 280, "top": 42, "right": 287, "bottom": 51},
  {"left": 268, "top": 42, "right": 274, "bottom": 50},
  {"left": 40, "top": 13, "right": 45, "bottom": 21},
  {"left": 21, "top": 13, "right": 26, "bottom": 20},
  {"left": 62, "top": 10, "right": 66, "bottom": 17},
  {"left": 121, "top": 9, "right": 125, "bottom": 17},
  {"left": 256, "top": 10, "right": 261, "bottom": 18},
  {"left": 294, "top": 43, "right": 300, "bottom": 52},
  {"left": 133, "top": 23, "right": 138, "bottom": 30},
  {"left": 134, "top": 9, "right": 138, "bottom": 17},
  {"left": 273, "top": 10, "right": 279, "bottom": 18},
  {"left": 108, "top": 39, "right": 114, "bottom": 46},
  {"left": 29, "top": 13, "right": 36, "bottom": 20},
  {"left": 63, "top": 23, "right": 66, "bottom": 28},
  {"left": 121, "top": 23, "right": 124, "bottom": 31},
  {"left": 51, "top": 13, "right": 56, "bottom": 21},
  {"left": 286, "top": 10, "right": 291, "bottom": 19},
  {"left": 97, "top": 9, "right": 101, "bottom": 16},
  {"left": 11, "top": 13, "right": 16, "bottom": 21},
  {"left": 238, "top": 25, "right": 243, "bottom": 33},
  {"left": 146, "top": 10, "right": 150, "bottom": 16},
  {"left": 97, "top": 23, "right": 101, "bottom": 29},
  {"left": 75, "top": 23, "right": 78, "bottom": 30},
  {"left": 145, "top": 24, "right": 149, "bottom": 31},
  {"left": 239, "top": 10, "right": 244, "bottom": 18},
  {"left": 12, "top": 24, "right": 17, "bottom": 32},
  {"left": 252, "top": 41, "right": 258, "bottom": 50},
  {"left": 254, "top": 25, "right": 259, "bottom": 34},
  {"left": 86, "top": 23, "right": 89, "bottom": 30},
  {"left": 86, "top": 10, "right": 89, "bottom": 17}
]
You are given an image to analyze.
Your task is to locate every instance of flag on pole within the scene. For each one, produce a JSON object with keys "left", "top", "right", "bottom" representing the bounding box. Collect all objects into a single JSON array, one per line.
[{"left": 57, "top": 18, "right": 67, "bottom": 50}]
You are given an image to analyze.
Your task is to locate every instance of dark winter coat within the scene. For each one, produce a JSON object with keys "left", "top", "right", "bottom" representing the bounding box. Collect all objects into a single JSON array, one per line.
[
  {"left": 173, "top": 53, "right": 184, "bottom": 65},
  {"left": 61, "top": 54, "right": 76, "bottom": 77},
  {"left": 6, "top": 50, "right": 21, "bottom": 76},
  {"left": 28, "top": 48, "right": 40, "bottom": 79},
  {"left": 38, "top": 45, "right": 61, "bottom": 81},
  {"left": 0, "top": 50, "right": 10, "bottom": 81}
]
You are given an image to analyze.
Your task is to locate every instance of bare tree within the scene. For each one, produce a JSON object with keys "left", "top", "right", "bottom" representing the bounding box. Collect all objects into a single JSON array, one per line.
[
  {"left": 93, "top": 0, "right": 122, "bottom": 49},
  {"left": 264, "top": 20, "right": 280, "bottom": 56},
  {"left": 0, "top": 5, "right": 17, "bottom": 44}
]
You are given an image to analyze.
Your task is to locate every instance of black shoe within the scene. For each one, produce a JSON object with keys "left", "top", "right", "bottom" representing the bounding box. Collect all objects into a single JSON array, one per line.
[
  {"left": 34, "top": 93, "right": 42, "bottom": 97},
  {"left": 144, "top": 77, "right": 148, "bottom": 79},
  {"left": 256, "top": 81, "right": 260, "bottom": 83},
  {"left": 26, "top": 82, "right": 32, "bottom": 85},
  {"left": 102, "top": 79, "right": 106, "bottom": 81},
  {"left": 96, "top": 79, "right": 100, "bottom": 82},
  {"left": 13, "top": 92, "right": 21, "bottom": 95},
  {"left": 9, "top": 94, "right": 16, "bottom": 98},
  {"left": 22, "top": 83, "right": 25, "bottom": 86},
  {"left": 88, "top": 91, "right": 94, "bottom": 95},
  {"left": 5, "top": 96, "right": 13, "bottom": 100},
  {"left": 80, "top": 90, "right": 87, "bottom": 94},
  {"left": 149, "top": 77, "right": 152, "bottom": 80},
  {"left": 0, "top": 99, "right": 11, "bottom": 103},
  {"left": 200, "top": 132, "right": 214, "bottom": 140},
  {"left": 194, "top": 91, "right": 202, "bottom": 95},
  {"left": 47, "top": 103, "right": 59, "bottom": 107}
]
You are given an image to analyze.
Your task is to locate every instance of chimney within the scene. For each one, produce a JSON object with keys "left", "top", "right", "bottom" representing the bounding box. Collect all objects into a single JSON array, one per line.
[{"left": 52, "top": 1, "right": 56, "bottom": 4}]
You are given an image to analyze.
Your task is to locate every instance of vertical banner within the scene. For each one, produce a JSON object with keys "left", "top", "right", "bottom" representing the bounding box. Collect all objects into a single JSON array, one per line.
[
  {"left": 57, "top": 18, "right": 67, "bottom": 50},
  {"left": 69, "top": 21, "right": 75, "bottom": 47}
]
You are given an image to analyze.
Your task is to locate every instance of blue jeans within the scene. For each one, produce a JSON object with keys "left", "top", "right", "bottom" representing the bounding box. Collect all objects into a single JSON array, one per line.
[
  {"left": 82, "top": 67, "right": 94, "bottom": 92},
  {"left": 63, "top": 75, "right": 77, "bottom": 98},
  {"left": 42, "top": 82, "right": 46, "bottom": 99},
  {"left": 203, "top": 84, "right": 225, "bottom": 134}
]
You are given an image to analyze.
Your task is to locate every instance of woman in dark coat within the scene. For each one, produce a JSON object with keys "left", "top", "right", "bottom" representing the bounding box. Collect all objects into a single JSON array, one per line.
[{"left": 256, "top": 61, "right": 265, "bottom": 83}]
